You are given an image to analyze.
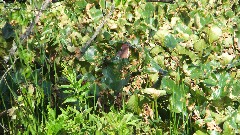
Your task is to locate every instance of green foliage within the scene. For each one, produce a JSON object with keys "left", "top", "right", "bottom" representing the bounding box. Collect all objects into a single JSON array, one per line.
[
  {"left": 60, "top": 63, "right": 90, "bottom": 107},
  {"left": 2, "top": 22, "right": 15, "bottom": 40},
  {"left": 0, "top": 0, "right": 239, "bottom": 134}
]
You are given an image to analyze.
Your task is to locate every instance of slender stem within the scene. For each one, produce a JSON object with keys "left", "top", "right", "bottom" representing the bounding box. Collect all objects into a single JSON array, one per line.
[
  {"left": 155, "top": 98, "right": 158, "bottom": 119},
  {"left": 80, "top": 4, "right": 115, "bottom": 57}
]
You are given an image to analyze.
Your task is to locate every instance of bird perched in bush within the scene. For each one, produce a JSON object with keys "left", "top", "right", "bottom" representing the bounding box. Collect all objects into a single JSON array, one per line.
[{"left": 117, "top": 42, "right": 131, "bottom": 59}]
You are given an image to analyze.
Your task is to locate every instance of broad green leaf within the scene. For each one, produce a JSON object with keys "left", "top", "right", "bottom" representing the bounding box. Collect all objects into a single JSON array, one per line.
[
  {"left": 150, "top": 46, "right": 164, "bottom": 55},
  {"left": 127, "top": 94, "right": 140, "bottom": 114},
  {"left": 170, "top": 83, "right": 189, "bottom": 113},
  {"left": 218, "top": 72, "right": 231, "bottom": 88},
  {"left": 143, "top": 88, "right": 166, "bottom": 99},
  {"left": 204, "top": 74, "right": 218, "bottom": 87},
  {"left": 223, "top": 121, "right": 237, "bottom": 135},
  {"left": 2, "top": 22, "right": 15, "bottom": 40},
  {"left": 208, "top": 25, "right": 222, "bottom": 43},
  {"left": 76, "top": 0, "right": 87, "bottom": 10},
  {"left": 144, "top": 48, "right": 167, "bottom": 74},
  {"left": 161, "top": 76, "right": 177, "bottom": 94},
  {"left": 121, "top": 113, "right": 133, "bottom": 124},
  {"left": 225, "top": 10, "right": 234, "bottom": 18},
  {"left": 188, "top": 66, "right": 203, "bottom": 79},
  {"left": 101, "top": 67, "right": 129, "bottom": 91},
  {"left": 231, "top": 81, "right": 240, "bottom": 99},
  {"left": 67, "top": 46, "right": 77, "bottom": 53},
  {"left": 89, "top": 7, "right": 103, "bottom": 22},
  {"left": 175, "top": 23, "right": 193, "bottom": 35},
  {"left": 142, "top": 3, "right": 154, "bottom": 18},
  {"left": 164, "top": 34, "right": 177, "bottom": 48},
  {"left": 194, "top": 13, "right": 203, "bottom": 29},
  {"left": 194, "top": 39, "right": 207, "bottom": 54},
  {"left": 122, "top": 0, "right": 127, "bottom": 5},
  {"left": 194, "top": 130, "right": 208, "bottom": 135},
  {"left": 103, "top": 31, "right": 111, "bottom": 40},
  {"left": 99, "top": 0, "right": 105, "bottom": 9},
  {"left": 204, "top": 72, "right": 232, "bottom": 100},
  {"left": 114, "top": 0, "right": 121, "bottom": 6},
  {"left": 63, "top": 97, "right": 77, "bottom": 104},
  {"left": 84, "top": 46, "right": 98, "bottom": 62},
  {"left": 153, "top": 29, "right": 169, "bottom": 42}
]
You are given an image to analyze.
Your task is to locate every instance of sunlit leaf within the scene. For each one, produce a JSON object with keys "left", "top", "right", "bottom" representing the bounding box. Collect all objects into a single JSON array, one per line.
[
  {"left": 89, "top": 7, "right": 103, "bottom": 22},
  {"left": 143, "top": 88, "right": 166, "bottom": 98},
  {"left": 142, "top": 3, "right": 154, "bottom": 18},
  {"left": 84, "top": 46, "right": 98, "bottom": 62},
  {"left": 63, "top": 97, "right": 77, "bottom": 104},
  {"left": 164, "top": 34, "right": 177, "bottom": 49},
  {"left": 76, "top": 0, "right": 87, "bottom": 10},
  {"left": 127, "top": 94, "right": 140, "bottom": 114},
  {"left": 161, "top": 76, "right": 177, "bottom": 94},
  {"left": 194, "top": 130, "right": 208, "bottom": 135}
]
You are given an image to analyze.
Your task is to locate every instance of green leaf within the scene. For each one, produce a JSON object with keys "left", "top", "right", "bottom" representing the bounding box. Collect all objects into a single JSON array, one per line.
[
  {"left": 114, "top": 0, "right": 121, "bottom": 6},
  {"left": 101, "top": 67, "right": 129, "bottom": 91},
  {"left": 170, "top": 83, "right": 189, "bottom": 113},
  {"left": 225, "top": 10, "right": 234, "bottom": 18},
  {"left": 121, "top": 113, "right": 133, "bottom": 124},
  {"left": 175, "top": 23, "right": 193, "bottom": 35},
  {"left": 144, "top": 48, "right": 167, "bottom": 74},
  {"left": 63, "top": 97, "right": 77, "bottom": 104},
  {"left": 232, "top": 81, "right": 240, "bottom": 99},
  {"left": 164, "top": 34, "right": 177, "bottom": 48},
  {"left": 189, "top": 66, "right": 203, "bottom": 79},
  {"left": 99, "top": 0, "right": 105, "bottom": 9},
  {"left": 103, "top": 31, "right": 111, "bottom": 40},
  {"left": 208, "top": 25, "right": 222, "bottom": 43},
  {"left": 218, "top": 72, "right": 231, "bottom": 88},
  {"left": 205, "top": 72, "right": 232, "bottom": 100},
  {"left": 127, "top": 94, "right": 140, "bottom": 114},
  {"left": 2, "top": 22, "right": 15, "bottom": 40},
  {"left": 76, "top": 0, "right": 87, "bottom": 10},
  {"left": 194, "top": 13, "right": 203, "bottom": 29},
  {"left": 194, "top": 39, "right": 207, "bottom": 53},
  {"left": 67, "top": 46, "right": 77, "bottom": 53},
  {"left": 204, "top": 78, "right": 217, "bottom": 87},
  {"left": 143, "top": 88, "right": 166, "bottom": 98},
  {"left": 160, "top": 76, "right": 177, "bottom": 94},
  {"left": 194, "top": 130, "right": 208, "bottom": 135},
  {"left": 89, "top": 7, "right": 103, "bottom": 22},
  {"left": 84, "top": 46, "right": 98, "bottom": 62},
  {"left": 143, "top": 3, "right": 155, "bottom": 18},
  {"left": 102, "top": 67, "right": 119, "bottom": 83}
]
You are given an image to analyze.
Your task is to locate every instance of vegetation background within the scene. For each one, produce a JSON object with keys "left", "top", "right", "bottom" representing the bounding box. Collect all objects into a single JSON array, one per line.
[{"left": 0, "top": 0, "right": 239, "bottom": 134}]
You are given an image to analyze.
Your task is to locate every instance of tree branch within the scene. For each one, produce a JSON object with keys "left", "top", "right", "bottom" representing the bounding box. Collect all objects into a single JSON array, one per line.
[
  {"left": 20, "top": 0, "right": 51, "bottom": 41},
  {"left": 0, "top": 0, "right": 51, "bottom": 84},
  {"left": 80, "top": 4, "right": 115, "bottom": 57}
]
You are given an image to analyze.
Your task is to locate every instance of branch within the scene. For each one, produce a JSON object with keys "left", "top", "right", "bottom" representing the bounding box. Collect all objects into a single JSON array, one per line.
[
  {"left": 0, "top": 58, "right": 18, "bottom": 84},
  {"left": 80, "top": 4, "right": 115, "bottom": 57},
  {"left": 0, "top": 0, "right": 51, "bottom": 84},
  {"left": 20, "top": 0, "right": 51, "bottom": 41},
  {"left": 0, "top": 110, "right": 7, "bottom": 118},
  {"left": 0, "top": 123, "right": 8, "bottom": 133}
]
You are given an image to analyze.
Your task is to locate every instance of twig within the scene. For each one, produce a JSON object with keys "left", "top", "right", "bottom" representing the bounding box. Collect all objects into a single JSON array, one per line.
[
  {"left": 20, "top": 0, "right": 51, "bottom": 41},
  {"left": 0, "top": 58, "right": 18, "bottom": 84},
  {"left": 0, "top": 0, "right": 51, "bottom": 84},
  {"left": 80, "top": 4, "right": 115, "bottom": 57},
  {"left": 0, "top": 110, "right": 7, "bottom": 118},
  {"left": 0, "top": 123, "right": 8, "bottom": 133}
]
